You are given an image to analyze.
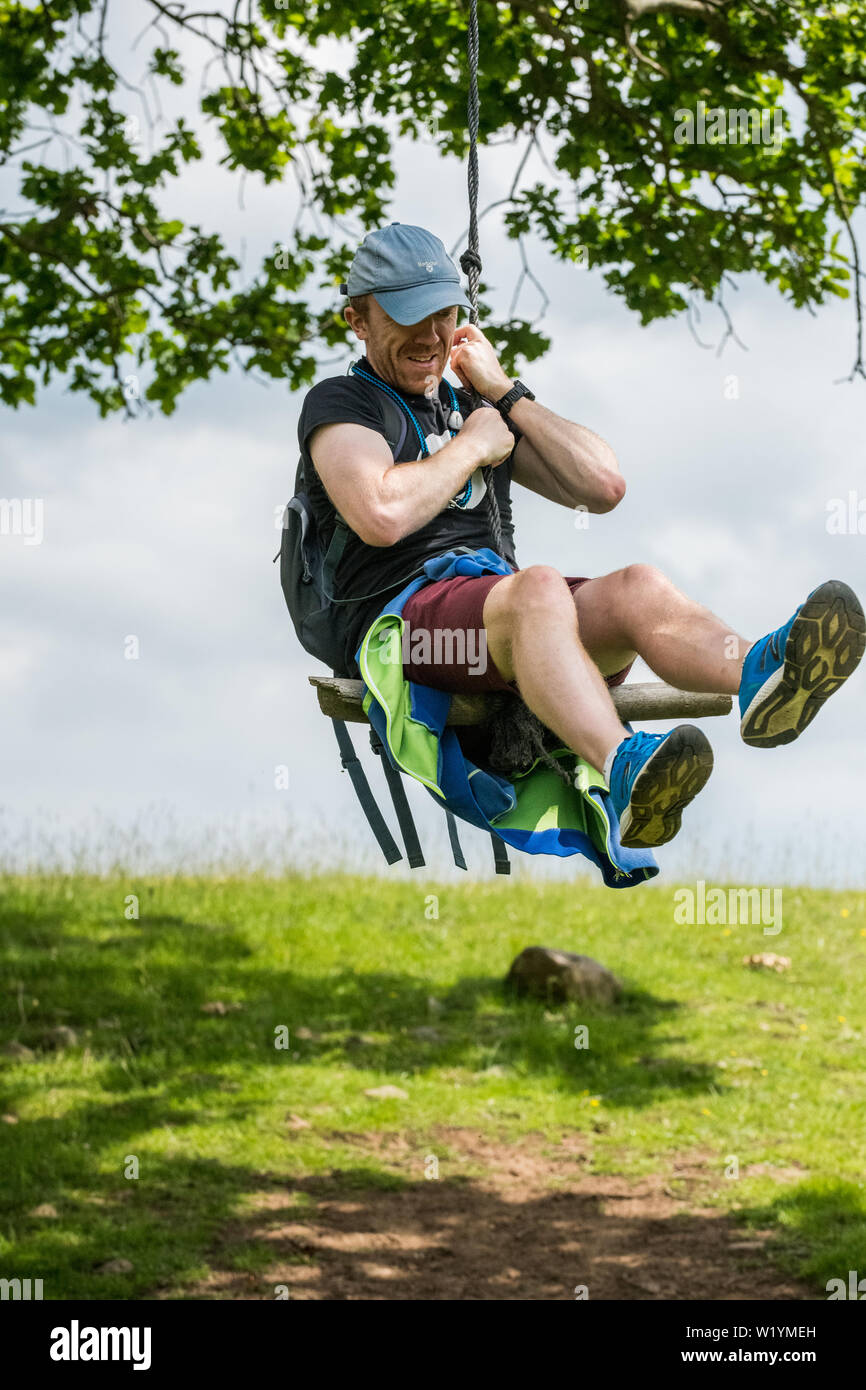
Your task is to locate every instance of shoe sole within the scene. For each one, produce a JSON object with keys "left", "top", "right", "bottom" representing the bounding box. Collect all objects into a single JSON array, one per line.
[
  {"left": 740, "top": 580, "right": 865, "bottom": 748},
  {"left": 618, "top": 724, "right": 714, "bottom": 850}
]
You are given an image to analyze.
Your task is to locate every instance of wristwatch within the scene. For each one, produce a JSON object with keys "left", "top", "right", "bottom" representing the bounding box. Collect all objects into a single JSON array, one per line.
[{"left": 495, "top": 379, "right": 535, "bottom": 417}]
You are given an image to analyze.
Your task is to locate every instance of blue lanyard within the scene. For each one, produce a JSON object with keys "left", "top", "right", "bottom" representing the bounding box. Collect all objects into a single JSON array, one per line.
[{"left": 350, "top": 362, "right": 460, "bottom": 458}]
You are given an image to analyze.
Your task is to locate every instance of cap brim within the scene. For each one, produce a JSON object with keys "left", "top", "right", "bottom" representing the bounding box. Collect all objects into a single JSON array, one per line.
[{"left": 373, "top": 281, "right": 472, "bottom": 325}]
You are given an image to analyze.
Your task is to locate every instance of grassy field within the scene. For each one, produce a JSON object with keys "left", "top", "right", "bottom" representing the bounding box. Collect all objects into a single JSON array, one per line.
[{"left": 1, "top": 872, "right": 864, "bottom": 1300}]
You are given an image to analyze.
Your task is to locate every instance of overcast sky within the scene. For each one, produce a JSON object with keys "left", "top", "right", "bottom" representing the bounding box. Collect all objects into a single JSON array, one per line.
[{"left": 2, "top": 12, "right": 864, "bottom": 886}]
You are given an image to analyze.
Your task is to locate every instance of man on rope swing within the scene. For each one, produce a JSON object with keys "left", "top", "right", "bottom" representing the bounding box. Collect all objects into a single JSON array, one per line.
[{"left": 298, "top": 222, "right": 865, "bottom": 850}]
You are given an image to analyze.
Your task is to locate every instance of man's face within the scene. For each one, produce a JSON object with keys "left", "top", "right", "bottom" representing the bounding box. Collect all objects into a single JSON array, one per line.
[{"left": 346, "top": 297, "right": 459, "bottom": 396}]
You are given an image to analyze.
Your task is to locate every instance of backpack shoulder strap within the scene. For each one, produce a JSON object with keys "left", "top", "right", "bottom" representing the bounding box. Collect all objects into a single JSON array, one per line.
[
  {"left": 445, "top": 810, "right": 468, "bottom": 871},
  {"left": 321, "top": 517, "right": 349, "bottom": 595},
  {"left": 380, "top": 390, "right": 410, "bottom": 460},
  {"left": 369, "top": 727, "right": 425, "bottom": 869},
  {"left": 490, "top": 833, "right": 511, "bottom": 875},
  {"left": 332, "top": 718, "right": 403, "bottom": 865}
]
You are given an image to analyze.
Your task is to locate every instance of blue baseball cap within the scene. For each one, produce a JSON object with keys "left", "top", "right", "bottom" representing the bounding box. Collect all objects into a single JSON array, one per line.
[{"left": 340, "top": 223, "right": 472, "bottom": 324}]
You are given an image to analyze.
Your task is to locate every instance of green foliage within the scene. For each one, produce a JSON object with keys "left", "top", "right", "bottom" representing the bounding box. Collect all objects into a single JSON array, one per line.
[{"left": 0, "top": 0, "right": 865, "bottom": 414}]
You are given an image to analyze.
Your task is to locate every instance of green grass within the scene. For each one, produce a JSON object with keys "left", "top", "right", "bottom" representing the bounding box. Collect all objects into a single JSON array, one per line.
[{"left": 1, "top": 872, "right": 865, "bottom": 1299}]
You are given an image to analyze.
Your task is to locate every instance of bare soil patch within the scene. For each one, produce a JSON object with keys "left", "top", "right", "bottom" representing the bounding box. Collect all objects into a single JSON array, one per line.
[{"left": 168, "top": 1128, "right": 814, "bottom": 1301}]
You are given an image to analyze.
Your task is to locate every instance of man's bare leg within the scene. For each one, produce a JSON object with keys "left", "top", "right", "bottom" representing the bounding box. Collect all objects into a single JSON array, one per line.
[
  {"left": 482, "top": 566, "right": 631, "bottom": 774},
  {"left": 482, "top": 562, "right": 863, "bottom": 848},
  {"left": 575, "top": 567, "right": 864, "bottom": 750},
  {"left": 481, "top": 562, "right": 743, "bottom": 770},
  {"left": 482, "top": 564, "right": 724, "bottom": 849},
  {"left": 569, "top": 563, "right": 750, "bottom": 695}
]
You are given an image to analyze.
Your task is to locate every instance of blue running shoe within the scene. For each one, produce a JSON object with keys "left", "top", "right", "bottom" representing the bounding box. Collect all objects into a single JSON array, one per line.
[
  {"left": 608, "top": 725, "right": 714, "bottom": 850},
  {"left": 739, "top": 580, "right": 865, "bottom": 748}
]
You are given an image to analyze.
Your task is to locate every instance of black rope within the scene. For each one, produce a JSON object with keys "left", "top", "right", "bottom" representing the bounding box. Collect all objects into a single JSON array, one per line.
[
  {"left": 460, "top": 4, "right": 571, "bottom": 789},
  {"left": 487, "top": 695, "right": 576, "bottom": 788},
  {"left": 462, "top": 0, "right": 505, "bottom": 561}
]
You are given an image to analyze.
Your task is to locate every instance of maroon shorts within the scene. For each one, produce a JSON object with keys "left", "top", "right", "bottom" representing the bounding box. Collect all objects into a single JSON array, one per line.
[{"left": 401, "top": 573, "right": 634, "bottom": 694}]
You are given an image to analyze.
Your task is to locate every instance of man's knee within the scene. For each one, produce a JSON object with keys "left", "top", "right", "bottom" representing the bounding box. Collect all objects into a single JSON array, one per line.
[
  {"left": 617, "top": 563, "right": 673, "bottom": 602},
  {"left": 508, "top": 565, "right": 574, "bottom": 623},
  {"left": 484, "top": 567, "right": 575, "bottom": 659}
]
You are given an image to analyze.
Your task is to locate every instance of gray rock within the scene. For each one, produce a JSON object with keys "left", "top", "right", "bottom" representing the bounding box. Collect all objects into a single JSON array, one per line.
[
  {"left": 505, "top": 946, "right": 621, "bottom": 1006},
  {"left": 44, "top": 1026, "right": 78, "bottom": 1049},
  {"left": 95, "top": 1257, "right": 134, "bottom": 1275},
  {"left": 409, "top": 1026, "right": 442, "bottom": 1043},
  {"left": 2, "top": 1041, "right": 35, "bottom": 1060}
]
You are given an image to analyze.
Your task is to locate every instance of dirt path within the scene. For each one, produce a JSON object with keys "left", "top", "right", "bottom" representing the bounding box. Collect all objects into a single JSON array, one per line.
[{"left": 174, "top": 1128, "right": 814, "bottom": 1301}]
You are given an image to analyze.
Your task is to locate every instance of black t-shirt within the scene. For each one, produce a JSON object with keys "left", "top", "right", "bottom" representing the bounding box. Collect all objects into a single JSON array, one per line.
[{"left": 297, "top": 357, "right": 520, "bottom": 672}]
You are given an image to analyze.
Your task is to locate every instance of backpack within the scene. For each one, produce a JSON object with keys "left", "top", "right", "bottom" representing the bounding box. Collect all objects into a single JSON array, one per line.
[
  {"left": 278, "top": 391, "right": 408, "bottom": 676},
  {"left": 276, "top": 380, "right": 510, "bottom": 876}
]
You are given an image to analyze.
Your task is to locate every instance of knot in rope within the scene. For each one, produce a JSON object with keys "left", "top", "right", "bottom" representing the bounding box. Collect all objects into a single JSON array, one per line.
[{"left": 487, "top": 697, "right": 575, "bottom": 786}]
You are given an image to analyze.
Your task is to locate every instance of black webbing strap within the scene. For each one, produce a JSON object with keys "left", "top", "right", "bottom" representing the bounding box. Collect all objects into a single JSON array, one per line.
[
  {"left": 490, "top": 832, "right": 511, "bottom": 875},
  {"left": 332, "top": 718, "right": 402, "bottom": 865},
  {"left": 444, "top": 810, "right": 467, "bottom": 871},
  {"left": 322, "top": 519, "right": 349, "bottom": 594},
  {"left": 390, "top": 403, "right": 409, "bottom": 460},
  {"left": 369, "top": 728, "right": 425, "bottom": 869}
]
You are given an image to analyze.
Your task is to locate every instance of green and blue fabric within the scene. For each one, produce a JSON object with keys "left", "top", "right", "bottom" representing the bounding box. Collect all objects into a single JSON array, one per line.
[{"left": 355, "top": 548, "right": 659, "bottom": 888}]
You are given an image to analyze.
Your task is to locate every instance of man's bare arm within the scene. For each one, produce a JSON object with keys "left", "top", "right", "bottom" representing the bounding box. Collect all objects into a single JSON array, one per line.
[
  {"left": 309, "top": 407, "right": 514, "bottom": 547},
  {"left": 509, "top": 398, "right": 625, "bottom": 512},
  {"left": 448, "top": 324, "right": 625, "bottom": 513}
]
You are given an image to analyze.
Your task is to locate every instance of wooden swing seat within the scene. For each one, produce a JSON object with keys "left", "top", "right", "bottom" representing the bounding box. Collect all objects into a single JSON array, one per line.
[{"left": 309, "top": 676, "right": 732, "bottom": 725}]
